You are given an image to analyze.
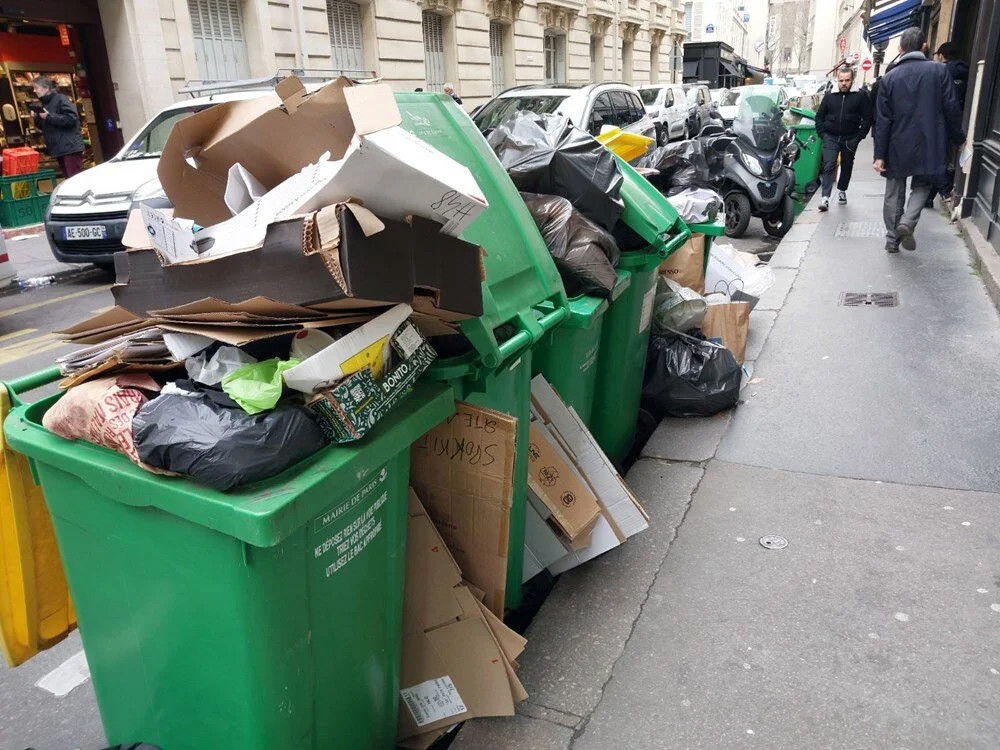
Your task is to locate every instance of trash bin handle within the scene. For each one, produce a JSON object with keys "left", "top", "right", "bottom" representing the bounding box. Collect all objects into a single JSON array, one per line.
[
  {"left": 657, "top": 224, "right": 693, "bottom": 258},
  {"left": 2, "top": 367, "right": 61, "bottom": 407},
  {"left": 494, "top": 305, "right": 567, "bottom": 364}
]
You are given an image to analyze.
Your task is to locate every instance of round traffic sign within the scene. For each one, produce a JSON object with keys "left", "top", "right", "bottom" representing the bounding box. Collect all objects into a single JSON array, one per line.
[
  {"left": 862, "top": 58, "right": 873, "bottom": 71},
  {"left": 853, "top": 51, "right": 861, "bottom": 61}
]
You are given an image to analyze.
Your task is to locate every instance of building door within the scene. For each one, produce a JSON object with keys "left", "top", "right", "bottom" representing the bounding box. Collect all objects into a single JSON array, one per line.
[
  {"left": 327, "top": 0, "right": 365, "bottom": 75},
  {"left": 187, "top": 0, "right": 251, "bottom": 81},
  {"left": 423, "top": 11, "right": 446, "bottom": 91},
  {"left": 490, "top": 21, "right": 505, "bottom": 96}
]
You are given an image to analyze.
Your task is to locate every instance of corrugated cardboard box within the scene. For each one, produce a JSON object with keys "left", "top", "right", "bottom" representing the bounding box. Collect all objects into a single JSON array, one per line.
[
  {"left": 526, "top": 422, "right": 602, "bottom": 541},
  {"left": 410, "top": 402, "right": 517, "bottom": 617},
  {"left": 157, "top": 76, "right": 486, "bottom": 236},
  {"left": 399, "top": 490, "right": 526, "bottom": 742}
]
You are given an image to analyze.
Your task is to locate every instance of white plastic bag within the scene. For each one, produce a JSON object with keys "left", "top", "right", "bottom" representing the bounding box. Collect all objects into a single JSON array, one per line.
[
  {"left": 185, "top": 346, "right": 257, "bottom": 386},
  {"left": 705, "top": 242, "right": 774, "bottom": 299},
  {"left": 666, "top": 187, "right": 723, "bottom": 223}
]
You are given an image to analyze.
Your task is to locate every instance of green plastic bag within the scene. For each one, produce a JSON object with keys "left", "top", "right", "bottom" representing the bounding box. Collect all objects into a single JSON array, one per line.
[{"left": 221, "top": 358, "right": 301, "bottom": 415}]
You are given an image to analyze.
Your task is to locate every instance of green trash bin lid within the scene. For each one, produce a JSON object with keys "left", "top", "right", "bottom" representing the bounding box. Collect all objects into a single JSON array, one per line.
[
  {"left": 395, "top": 93, "right": 568, "bottom": 374},
  {"left": 4, "top": 383, "right": 455, "bottom": 548},
  {"left": 689, "top": 217, "right": 727, "bottom": 237},
  {"left": 615, "top": 154, "right": 691, "bottom": 260}
]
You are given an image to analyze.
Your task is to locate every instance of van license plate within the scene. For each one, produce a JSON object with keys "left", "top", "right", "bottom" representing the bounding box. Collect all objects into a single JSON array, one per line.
[{"left": 63, "top": 225, "right": 107, "bottom": 241}]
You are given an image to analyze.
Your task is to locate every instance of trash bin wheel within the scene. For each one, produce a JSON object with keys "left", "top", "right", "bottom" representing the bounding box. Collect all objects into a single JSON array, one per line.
[
  {"left": 763, "top": 195, "right": 795, "bottom": 238},
  {"left": 724, "top": 191, "right": 752, "bottom": 238},
  {"left": 805, "top": 180, "right": 820, "bottom": 195}
]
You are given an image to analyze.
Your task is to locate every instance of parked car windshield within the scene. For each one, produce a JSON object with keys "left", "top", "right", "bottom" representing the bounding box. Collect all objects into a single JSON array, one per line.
[
  {"left": 473, "top": 95, "right": 568, "bottom": 133},
  {"left": 639, "top": 88, "right": 661, "bottom": 105},
  {"left": 119, "top": 106, "right": 208, "bottom": 160},
  {"left": 686, "top": 88, "right": 700, "bottom": 105}
]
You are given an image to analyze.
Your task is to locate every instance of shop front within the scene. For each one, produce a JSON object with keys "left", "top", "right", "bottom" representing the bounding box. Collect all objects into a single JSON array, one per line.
[{"left": 0, "top": 0, "right": 123, "bottom": 176}]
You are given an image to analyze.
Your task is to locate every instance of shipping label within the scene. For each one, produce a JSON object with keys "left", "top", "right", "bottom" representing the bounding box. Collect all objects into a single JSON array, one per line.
[{"left": 400, "top": 676, "right": 467, "bottom": 727}]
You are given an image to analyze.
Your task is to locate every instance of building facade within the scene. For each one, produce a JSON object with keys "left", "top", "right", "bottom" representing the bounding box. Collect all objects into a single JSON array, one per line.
[
  {"left": 1, "top": 0, "right": 687, "bottom": 155},
  {"left": 682, "top": 0, "right": 749, "bottom": 60}
]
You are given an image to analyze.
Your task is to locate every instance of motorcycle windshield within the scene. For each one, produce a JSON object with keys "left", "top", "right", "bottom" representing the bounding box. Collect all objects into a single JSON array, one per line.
[{"left": 732, "top": 94, "right": 784, "bottom": 153}]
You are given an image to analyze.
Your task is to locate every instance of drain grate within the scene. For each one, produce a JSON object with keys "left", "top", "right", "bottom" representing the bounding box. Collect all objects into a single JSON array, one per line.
[
  {"left": 839, "top": 292, "right": 899, "bottom": 307},
  {"left": 834, "top": 220, "right": 884, "bottom": 237}
]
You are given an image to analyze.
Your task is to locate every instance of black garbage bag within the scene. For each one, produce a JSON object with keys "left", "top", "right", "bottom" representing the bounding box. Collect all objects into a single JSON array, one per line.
[
  {"left": 488, "top": 113, "right": 624, "bottom": 230},
  {"left": 635, "top": 139, "right": 713, "bottom": 194},
  {"left": 641, "top": 331, "right": 742, "bottom": 418},
  {"left": 132, "top": 381, "right": 327, "bottom": 491},
  {"left": 520, "top": 192, "right": 620, "bottom": 298}
]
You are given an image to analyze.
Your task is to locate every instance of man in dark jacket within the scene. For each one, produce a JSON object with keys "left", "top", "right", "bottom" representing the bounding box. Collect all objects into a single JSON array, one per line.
[
  {"left": 30, "top": 77, "right": 85, "bottom": 177},
  {"left": 815, "top": 65, "right": 872, "bottom": 211},
  {"left": 874, "top": 28, "right": 964, "bottom": 252},
  {"left": 934, "top": 42, "right": 969, "bottom": 109}
]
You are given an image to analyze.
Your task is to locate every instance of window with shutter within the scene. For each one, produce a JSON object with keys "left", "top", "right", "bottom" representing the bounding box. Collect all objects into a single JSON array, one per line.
[
  {"left": 422, "top": 12, "right": 446, "bottom": 91},
  {"left": 187, "top": 0, "right": 250, "bottom": 81},
  {"left": 327, "top": 0, "right": 365, "bottom": 75},
  {"left": 544, "top": 32, "right": 566, "bottom": 85},
  {"left": 490, "top": 21, "right": 505, "bottom": 96}
]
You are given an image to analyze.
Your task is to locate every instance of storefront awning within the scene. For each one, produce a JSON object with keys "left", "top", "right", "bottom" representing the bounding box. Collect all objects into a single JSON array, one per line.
[
  {"left": 683, "top": 60, "right": 701, "bottom": 79},
  {"left": 863, "top": 0, "right": 920, "bottom": 46},
  {"left": 720, "top": 60, "right": 742, "bottom": 80}
]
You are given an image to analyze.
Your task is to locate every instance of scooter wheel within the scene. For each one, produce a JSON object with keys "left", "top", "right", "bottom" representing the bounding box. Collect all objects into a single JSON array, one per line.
[
  {"left": 763, "top": 196, "right": 795, "bottom": 238},
  {"left": 724, "top": 192, "right": 752, "bottom": 238}
]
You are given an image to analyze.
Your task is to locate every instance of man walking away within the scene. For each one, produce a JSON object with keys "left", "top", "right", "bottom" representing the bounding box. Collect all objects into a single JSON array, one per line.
[
  {"left": 815, "top": 65, "right": 872, "bottom": 211},
  {"left": 924, "top": 41, "right": 970, "bottom": 209},
  {"left": 30, "top": 77, "right": 85, "bottom": 178},
  {"left": 874, "top": 27, "right": 964, "bottom": 253}
]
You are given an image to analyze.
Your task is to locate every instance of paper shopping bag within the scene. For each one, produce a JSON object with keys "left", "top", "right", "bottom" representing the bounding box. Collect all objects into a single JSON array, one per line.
[
  {"left": 701, "top": 299, "right": 750, "bottom": 364},
  {"left": 658, "top": 233, "right": 705, "bottom": 293}
]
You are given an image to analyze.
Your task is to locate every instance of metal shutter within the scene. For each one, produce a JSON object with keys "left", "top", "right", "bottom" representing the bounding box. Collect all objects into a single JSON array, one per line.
[
  {"left": 423, "top": 12, "right": 446, "bottom": 91},
  {"left": 556, "top": 34, "right": 566, "bottom": 84},
  {"left": 187, "top": 0, "right": 250, "bottom": 81},
  {"left": 327, "top": 0, "right": 365, "bottom": 75},
  {"left": 490, "top": 21, "right": 504, "bottom": 96}
]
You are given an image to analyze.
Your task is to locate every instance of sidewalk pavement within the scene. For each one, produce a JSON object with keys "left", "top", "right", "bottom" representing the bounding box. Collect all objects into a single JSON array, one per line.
[
  {"left": 3, "top": 230, "right": 88, "bottom": 281},
  {"left": 453, "top": 140, "right": 1000, "bottom": 749}
]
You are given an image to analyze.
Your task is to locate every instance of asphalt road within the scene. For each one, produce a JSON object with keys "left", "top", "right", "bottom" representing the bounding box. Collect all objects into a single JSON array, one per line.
[{"left": 0, "top": 265, "right": 114, "bottom": 386}]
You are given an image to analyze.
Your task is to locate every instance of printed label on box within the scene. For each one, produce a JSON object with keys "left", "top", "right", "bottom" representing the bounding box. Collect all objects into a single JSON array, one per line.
[
  {"left": 400, "top": 676, "right": 467, "bottom": 727},
  {"left": 639, "top": 285, "right": 656, "bottom": 334},
  {"left": 395, "top": 322, "right": 423, "bottom": 358}
]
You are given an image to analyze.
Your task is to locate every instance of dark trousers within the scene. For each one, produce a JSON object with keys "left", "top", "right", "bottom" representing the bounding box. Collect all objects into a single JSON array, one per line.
[
  {"left": 57, "top": 152, "right": 84, "bottom": 177},
  {"left": 820, "top": 135, "right": 858, "bottom": 197}
]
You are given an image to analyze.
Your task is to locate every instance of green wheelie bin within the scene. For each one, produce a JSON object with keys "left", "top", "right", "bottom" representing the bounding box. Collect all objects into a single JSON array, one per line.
[
  {"left": 4, "top": 366, "right": 455, "bottom": 750},
  {"left": 689, "top": 216, "right": 727, "bottom": 280},
  {"left": 788, "top": 106, "right": 822, "bottom": 198},
  {"left": 396, "top": 93, "right": 568, "bottom": 610},
  {"left": 531, "top": 271, "right": 629, "bottom": 427},
  {"left": 589, "top": 157, "right": 691, "bottom": 464}
]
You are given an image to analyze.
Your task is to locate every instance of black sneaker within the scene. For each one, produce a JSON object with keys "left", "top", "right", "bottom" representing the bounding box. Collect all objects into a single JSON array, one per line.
[
  {"left": 896, "top": 224, "right": 916, "bottom": 251},
  {"left": 886, "top": 241, "right": 900, "bottom": 253},
  {"left": 838, "top": 191, "right": 847, "bottom": 204}
]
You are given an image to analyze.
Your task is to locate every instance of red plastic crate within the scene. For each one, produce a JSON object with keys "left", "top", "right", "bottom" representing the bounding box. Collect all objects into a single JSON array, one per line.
[{"left": 1, "top": 148, "right": 40, "bottom": 176}]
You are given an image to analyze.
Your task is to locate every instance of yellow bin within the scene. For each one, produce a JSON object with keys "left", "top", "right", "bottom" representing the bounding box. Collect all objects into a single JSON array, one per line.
[
  {"left": 0, "top": 367, "right": 75, "bottom": 666},
  {"left": 597, "top": 127, "right": 655, "bottom": 162}
]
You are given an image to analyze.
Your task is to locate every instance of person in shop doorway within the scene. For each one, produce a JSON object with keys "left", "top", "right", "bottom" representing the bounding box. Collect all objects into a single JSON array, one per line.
[
  {"left": 30, "top": 76, "right": 85, "bottom": 178},
  {"left": 443, "top": 83, "right": 463, "bottom": 105},
  {"left": 873, "top": 27, "right": 964, "bottom": 253},
  {"left": 815, "top": 65, "right": 872, "bottom": 212}
]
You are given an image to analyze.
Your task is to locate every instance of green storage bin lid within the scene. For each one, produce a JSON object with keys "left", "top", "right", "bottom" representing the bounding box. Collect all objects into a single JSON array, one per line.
[
  {"left": 789, "top": 106, "right": 816, "bottom": 119},
  {"left": 4, "top": 382, "right": 455, "bottom": 548},
  {"left": 615, "top": 154, "right": 691, "bottom": 260},
  {"left": 395, "top": 93, "right": 568, "bottom": 374}
]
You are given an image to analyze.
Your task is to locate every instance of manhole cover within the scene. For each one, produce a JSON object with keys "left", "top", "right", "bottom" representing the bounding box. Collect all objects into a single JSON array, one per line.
[
  {"left": 839, "top": 291, "right": 899, "bottom": 307},
  {"left": 834, "top": 220, "right": 884, "bottom": 237},
  {"left": 759, "top": 535, "right": 788, "bottom": 550}
]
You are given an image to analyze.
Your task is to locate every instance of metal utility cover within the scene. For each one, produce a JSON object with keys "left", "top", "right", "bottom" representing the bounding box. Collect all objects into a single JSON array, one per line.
[
  {"left": 834, "top": 220, "right": 885, "bottom": 237},
  {"left": 839, "top": 292, "right": 899, "bottom": 307}
]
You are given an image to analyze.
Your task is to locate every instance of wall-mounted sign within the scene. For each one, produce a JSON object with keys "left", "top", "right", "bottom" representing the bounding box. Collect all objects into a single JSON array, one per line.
[{"left": 706, "top": 24, "right": 715, "bottom": 33}]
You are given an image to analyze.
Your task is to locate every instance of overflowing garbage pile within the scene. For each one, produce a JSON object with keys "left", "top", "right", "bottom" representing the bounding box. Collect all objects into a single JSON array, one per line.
[
  {"left": 643, "top": 240, "right": 775, "bottom": 418},
  {"left": 44, "top": 77, "right": 489, "bottom": 491}
]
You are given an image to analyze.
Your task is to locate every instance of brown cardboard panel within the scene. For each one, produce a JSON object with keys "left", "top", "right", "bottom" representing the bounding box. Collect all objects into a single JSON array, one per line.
[
  {"left": 156, "top": 322, "right": 300, "bottom": 347},
  {"left": 151, "top": 297, "right": 325, "bottom": 321},
  {"left": 526, "top": 422, "right": 602, "bottom": 541},
  {"left": 410, "top": 403, "right": 517, "bottom": 618},
  {"left": 56, "top": 306, "right": 144, "bottom": 337}
]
